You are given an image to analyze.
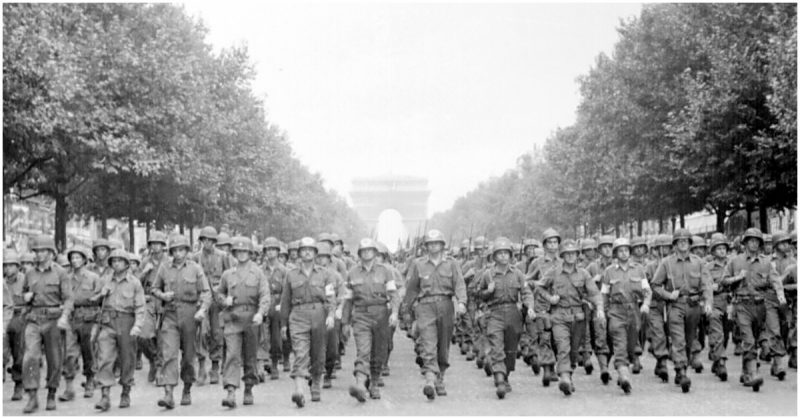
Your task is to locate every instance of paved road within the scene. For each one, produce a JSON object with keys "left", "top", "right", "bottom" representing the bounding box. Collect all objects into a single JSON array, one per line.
[{"left": 4, "top": 330, "right": 797, "bottom": 416}]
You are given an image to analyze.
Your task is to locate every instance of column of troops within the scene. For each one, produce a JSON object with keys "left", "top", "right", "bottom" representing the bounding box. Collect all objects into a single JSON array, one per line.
[{"left": 2, "top": 225, "right": 796, "bottom": 413}]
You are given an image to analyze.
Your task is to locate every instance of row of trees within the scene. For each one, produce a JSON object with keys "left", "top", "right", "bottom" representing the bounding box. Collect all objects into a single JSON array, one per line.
[
  {"left": 432, "top": 3, "right": 796, "bottom": 242},
  {"left": 3, "top": 3, "right": 366, "bottom": 251}
]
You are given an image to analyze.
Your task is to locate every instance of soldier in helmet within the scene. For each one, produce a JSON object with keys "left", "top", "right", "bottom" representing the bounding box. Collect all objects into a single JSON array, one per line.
[
  {"left": 706, "top": 233, "right": 732, "bottom": 381},
  {"left": 314, "top": 241, "right": 344, "bottom": 389},
  {"left": 136, "top": 231, "right": 170, "bottom": 383},
  {"left": 475, "top": 237, "right": 535, "bottom": 399},
  {"left": 376, "top": 241, "right": 403, "bottom": 377},
  {"left": 630, "top": 236, "right": 649, "bottom": 370},
  {"left": 722, "top": 227, "right": 786, "bottom": 391},
  {"left": 690, "top": 236, "right": 708, "bottom": 259},
  {"left": 19, "top": 235, "right": 74, "bottom": 413},
  {"left": 631, "top": 237, "right": 649, "bottom": 267},
  {"left": 579, "top": 238, "right": 598, "bottom": 269},
  {"left": 4, "top": 250, "right": 26, "bottom": 402},
  {"left": 341, "top": 238, "right": 400, "bottom": 402},
  {"left": 646, "top": 234, "right": 673, "bottom": 382},
  {"left": 516, "top": 239, "right": 540, "bottom": 280},
  {"left": 288, "top": 241, "right": 300, "bottom": 266},
  {"left": 318, "top": 233, "right": 349, "bottom": 278},
  {"left": 59, "top": 245, "right": 103, "bottom": 402},
  {"left": 262, "top": 237, "right": 288, "bottom": 380},
  {"left": 600, "top": 238, "right": 652, "bottom": 394},
  {"left": 773, "top": 232, "right": 796, "bottom": 369},
  {"left": 763, "top": 234, "right": 774, "bottom": 257},
  {"left": 20, "top": 252, "right": 36, "bottom": 275},
  {"left": 215, "top": 237, "right": 270, "bottom": 408},
  {"left": 278, "top": 244, "right": 289, "bottom": 266},
  {"left": 128, "top": 252, "right": 142, "bottom": 277},
  {"left": 56, "top": 254, "right": 70, "bottom": 269},
  {"left": 151, "top": 234, "right": 212, "bottom": 408},
  {"left": 457, "top": 237, "right": 488, "bottom": 362},
  {"left": 92, "top": 249, "right": 146, "bottom": 411},
  {"left": 539, "top": 239, "right": 602, "bottom": 396},
  {"left": 89, "top": 238, "right": 113, "bottom": 279},
  {"left": 584, "top": 234, "right": 615, "bottom": 383},
  {"left": 280, "top": 237, "right": 337, "bottom": 407},
  {"left": 215, "top": 232, "right": 233, "bottom": 255},
  {"left": 524, "top": 228, "right": 562, "bottom": 386},
  {"left": 650, "top": 228, "right": 713, "bottom": 393},
  {"left": 402, "top": 229, "right": 467, "bottom": 400},
  {"left": 192, "top": 226, "right": 231, "bottom": 386}
]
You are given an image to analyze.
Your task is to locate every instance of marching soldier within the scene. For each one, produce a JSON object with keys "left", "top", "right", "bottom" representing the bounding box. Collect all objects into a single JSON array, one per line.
[
  {"left": 280, "top": 237, "right": 337, "bottom": 407},
  {"left": 516, "top": 238, "right": 541, "bottom": 274},
  {"left": 4, "top": 250, "right": 26, "bottom": 402},
  {"left": 579, "top": 238, "right": 598, "bottom": 269},
  {"left": 59, "top": 245, "right": 103, "bottom": 402},
  {"left": 262, "top": 237, "right": 288, "bottom": 380},
  {"left": 584, "top": 235, "right": 615, "bottom": 383},
  {"left": 215, "top": 232, "right": 233, "bottom": 255},
  {"left": 402, "top": 229, "right": 467, "bottom": 400},
  {"left": 539, "top": 239, "right": 601, "bottom": 396},
  {"left": 89, "top": 238, "right": 113, "bottom": 278},
  {"left": 600, "top": 238, "right": 652, "bottom": 394},
  {"left": 475, "top": 237, "right": 535, "bottom": 399},
  {"left": 631, "top": 237, "right": 649, "bottom": 266},
  {"left": 773, "top": 232, "right": 796, "bottom": 369},
  {"left": 646, "top": 234, "right": 673, "bottom": 382},
  {"left": 766, "top": 231, "right": 794, "bottom": 380},
  {"left": 525, "top": 228, "right": 561, "bottom": 386},
  {"left": 215, "top": 237, "right": 270, "bottom": 408},
  {"left": 650, "top": 228, "right": 713, "bottom": 393},
  {"left": 20, "top": 252, "right": 36, "bottom": 274},
  {"left": 151, "top": 234, "right": 212, "bottom": 408},
  {"left": 314, "top": 241, "right": 344, "bottom": 389},
  {"left": 192, "top": 226, "right": 231, "bottom": 386},
  {"left": 20, "top": 235, "right": 74, "bottom": 413},
  {"left": 376, "top": 241, "right": 403, "bottom": 377},
  {"left": 722, "top": 228, "right": 785, "bottom": 391},
  {"left": 706, "top": 233, "right": 732, "bottom": 381},
  {"left": 691, "top": 236, "right": 708, "bottom": 259},
  {"left": 136, "top": 231, "right": 170, "bottom": 383},
  {"left": 342, "top": 238, "right": 400, "bottom": 402},
  {"left": 288, "top": 241, "right": 300, "bottom": 266},
  {"left": 630, "top": 236, "right": 649, "bottom": 371},
  {"left": 458, "top": 237, "right": 487, "bottom": 362},
  {"left": 92, "top": 249, "right": 146, "bottom": 411}
]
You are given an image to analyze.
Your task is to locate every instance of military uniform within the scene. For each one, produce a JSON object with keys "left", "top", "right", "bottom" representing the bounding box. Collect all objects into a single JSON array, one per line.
[
  {"left": 192, "top": 242, "right": 232, "bottom": 385},
  {"left": 94, "top": 251, "right": 145, "bottom": 411},
  {"left": 706, "top": 234, "right": 732, "bottom": 381},
  {"left": 526, "top": 252, "right": 560, "bottom": 385},
  {"left": 645, "top": 234, "right": 672, "bottom": 382},
  {"left": 151, "top": 237, "right": 211, "bottom": 408},
  {"left": 4, "top": 252, "right": 26, "bottom": 401},
  {"left": 137, "top": 233, "right": 170, "bottom": 382},
  {"left": 216, "top": 240, "right": 270, "bottom": 408},
  {"left": 60, "top": 249, "right": 103, "bottom": 402},
  {"left": 476, "top": 240, "right": 534, "bottom": 399},
  {"left": 263, "top": 258, "right": 288, "bottom": 379}
]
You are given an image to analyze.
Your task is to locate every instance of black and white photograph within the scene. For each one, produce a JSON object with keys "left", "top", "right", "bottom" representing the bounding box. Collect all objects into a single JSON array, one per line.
[{"left": 2, "top": 1, "right": 797, "bottom": 416}]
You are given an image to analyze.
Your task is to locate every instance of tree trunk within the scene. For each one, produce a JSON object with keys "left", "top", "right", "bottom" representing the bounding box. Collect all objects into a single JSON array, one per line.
[
  {"left": 671, "top": 217, "right": 677, "bottom": 232},
  {"left": 179, "top": 223, "right": 185, "bottom": 235},
  {"left": 715, "top": 206, "right": 726, "bottom": 233},
  {"left": 679, "top": 213, "right": 685, "bottom": 228},
  {"left": 600, "top": 223, "right": 605, "bottom": 235},
  {"left": 100, "top": 218, "right": 107, "bottom": 239},
  {"left": 146, "top": 221, "right": 151, "bottom": 241},
  {"left": 128, "top": 182, "right": 136, "bottom": 252},
  {"left": 189, "top": 226, "right": 194, "bottom": 247},
  {"left": 746, "top": 203, "right": 754, "bottom": 227},
  {"left": 54, "top": 192, "right": 68, "bottom": 252},
  {"left": 759, "top": 204, "right": 769, "bottom": 232},
  {"left": 637, "top": 218, "right": 644, "bottom": 236},
  {"left": 658, "top": 217, "right": 664, "bottom": 234}
]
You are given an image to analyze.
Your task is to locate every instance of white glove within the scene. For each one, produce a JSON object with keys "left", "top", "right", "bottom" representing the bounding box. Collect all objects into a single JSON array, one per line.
[
  {"left": 487, "top": 281, "right": 496, "bottom": 293},
  {"left": 334, "top": 307, "right": 343, "bottom": 320},
  {"left": 130, "top": 325, "right": 142, "bottom": 337},
  {"left": 252, "top": 313, "right": 263, "bottom": 325},
  {"left": 527, "top": 308, "right": 536, "bottom": 319},
  {"left": 161, "top": 291, "right": 175, "bottom": 302},
  {"left": 325, "top": 316, "right": 335, "bottom": 330},
  {"left": 456, "top": 302, "right": 467, "bottom": 315},
  {"left": 193, "top": 310, "right": 206, "bottom": 322},
  {"left": 389, "top": 312, "right": 398, "bottom": 328},
  {"left": 56, "top": 315, "right": 70, "bottom": 330},
  {"left": 23, "top": 292, "right": 34, "bottom": 303},
  {"left": 548, "top": 294, "right": 560, "bottom": 305},
  {"left": 223, "top": 296, "right": 234, "bottom": 307}
]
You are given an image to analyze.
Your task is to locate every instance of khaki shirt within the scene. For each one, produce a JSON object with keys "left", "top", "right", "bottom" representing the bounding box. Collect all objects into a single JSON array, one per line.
[
  {"left": 651, "top": 253, "right": 712, "bottom": 306},
  {"left": 70, "top": 268, "right": 103, "bottom": 307},
  {"left": 280, "top": 263, "right": 337, "bottom": 322},
  {"left": 540, "top": 262, "right": 601, "bottom": 310},
  {"left": 217, "top": 260, "right": 270, "bottom": 332},
  {"left": 723, "top": 253, "right": 782, "bottom": 298},
  {"left": 152, "top": 258, "right": 211, "bottom": 313},
  {"left": 601, "top": 261, "right": 652, "bottom": 307},
  {"left": 22, "top": 262, "right": 73, "bottom": 317},
  {"left": 477, "top": 264, "right": 534, "bottom": 309},
  {"left": 344, "top": 262, "right": 399, "bottom": 311},
  {"left": 403, "top": 255, "right": 467, "bottom": 308},
  {"left": 100, "top": 270, "right": 146, "bottom": 329}
]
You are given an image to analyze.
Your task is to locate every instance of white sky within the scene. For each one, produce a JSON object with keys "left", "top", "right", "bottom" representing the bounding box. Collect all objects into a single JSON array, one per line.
[{"left": 183, "top": 1, "right": 643, "bottom": 216}]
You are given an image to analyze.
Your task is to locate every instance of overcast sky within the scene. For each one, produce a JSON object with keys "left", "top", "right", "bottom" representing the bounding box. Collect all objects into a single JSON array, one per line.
[{"left": 184, "top": 2, "right": 643, "bottom": 217}]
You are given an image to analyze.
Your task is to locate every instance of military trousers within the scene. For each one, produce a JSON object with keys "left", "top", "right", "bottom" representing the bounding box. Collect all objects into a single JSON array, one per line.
[
  {"left": 647, "top": 300, "right": 670, "bottom": 359},
  {"left": 486, "top": 303, "right": 523, "bottom": 375},
  {"left": 325, "top": 318, "right": 341, "bottom": 374},
  {"left": 414, "top": 297, "right": 454, "bottom": 376},
  {"left": 5, "top": 313, "right": 25, "bottom": 384},
  {"left": 763, "top": 292, "right": 787, "bottom": 358},
  {"left": 551, "top": 307, "right": 586, "bottom": 374},
  {"left": 289, "top": 303, "right": 326, "bottom": 379},
  {"left": 95, "top": 312, "right": 135, "bottom": 387},
  {"left": 267, "top": 302, "right": 283, "bottom": 361},
  {"left": 351, "top": 305, "right": 389, "bottom": 377},
  {"left": 707, "top": 294, "right": 729, "bottom": 362},
  {"left": 607, "top": 303, "right": 640, "bottom": 369},
  {"left": 62, "top": 317, "right": 95, "bottom": 380},
  {"left": 529, "top": 314, "right": 556, "bottom": 366},
  {"left": 735, "top": 300, "right": 767, "bottom": 362},
  {"left": 222, "top": 324, "right": 258, "bottom": 388},
  {"left": 22, "top": 319, "right": 63, "bottom": 390},
  {"left": 666, "top": 301, "right": 701, "bottom": 369},
  {"left": 156, "top": 305, "right": 198, "bottom": 386},
  {"left": 198, "top": 301, "right": 224, "bottom": 363}
]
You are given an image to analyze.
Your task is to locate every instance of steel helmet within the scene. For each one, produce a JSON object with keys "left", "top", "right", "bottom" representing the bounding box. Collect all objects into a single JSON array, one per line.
[
  {"left": 630, "top": 236, "right": 648, "bottom": 250},
  {"left": 559, "top": 239, "right": 580, "bottom": 257},
  {"left": 298, "top": 237, "right": 317, "bottom": 252},
  {"left": 279, "top": 244, "right": 288, "bottom": 256},
  {"left": 522, "top": 238, "right": 540, "bottom": 251},
  {"left": 30, "top": 235, "right": 57, "bottom": 255},
  {"left": 672, "top": 229, "right": 692, "bottom": 245},
  {"left": 56, "top": 253, "right": 70, "bottom": 267},
  {"left": 198, "top": 226, "right": 218, "bottom": 241},
  {"left": 67, "top": 245, "right": 91, "bottom": 261},
  {"left": 357, "top": 238, "right": 378, "bottom": 254},
  {"left": 147, "top": 232, "right": 167, "bottom": 246},
  {"left": 343, "top": 244, "right": 351, "bottom": 254},
  {"left": 763, "top": 234, "right": 773, "bottom": 244},
  {"left": 773, "top": 232, "right": 791, "bottom": 246},
  {"left": 128, "top": 252, "right": 142, "bottom": 265},
  {"left": 107, "top": 249, "right": 130, "bottom": 266},
  {"left": 109, "top": 239, "right": 124, "bottom": 251},
  {"left": 424, "top": 230, "right": 446, "bottom": 246},
  {"left": 460, "top": 239, "right": 470, "bottom": 250},
  {"left": 4, "top": 250, "right": 20, "bottom": 265},
  {"left": 690, "top": 236, "right": 707, "bottom": 249},
  {"left": 20, "top": 252, "right": 35, "bottom": 264},
  {"left": 376, "top": 241, "right": 390, "bottom": 256},
  {"left": 330, "top": 233, "right": 343, "bottom": 244},
  {"left": 581, "top": 238, "right": 598, "bottom": 251},
  {"left": 598, "top": 235, "right": 615, "bottom": 248},
  {"left": 709, "top": 233, "right": 729, "bottom": 251},
  {"left": 288, "top": 240, "right": 300, "bottom": 252},
  {"left": 542, "top": 228, "right": 561, "bottom": 244},
  {"left": 612, "top": 238, "right": 632, "bottom": 255},
  {"left": 262, "top": 237, "right": 281, "bottom": 251},
  {"left": 316, "top": 242, "right": 332, "bottom": 257},
  {"left": 742, "top": 228, "right": 764, "bottom": 245},
  {"left": 92, "top": 238, "right": 112, "bottom": 251},
  {"left": 216, "top": 232, "right": 232, "bottom": 247},
  {"left": 317, "top": 233, "right": 334, "bottom": 245},
  {"left": 492, "top": 237, "right": 513, "bottom": 256},
  {"left": 231, "top": 236, "right": 253, "bottom": 253},
  {"left": 168, "top": 235, "right": 191, "bottom": 252},
  {"left": 655, "top": 234, "right": 673, "bottom": 248},
  {"left": 473, "top": 236, "right": 487, "bottom": 249}
]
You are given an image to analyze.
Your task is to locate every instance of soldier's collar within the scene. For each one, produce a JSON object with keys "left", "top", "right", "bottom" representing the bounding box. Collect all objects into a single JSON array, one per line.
[
  {"left": 674, "top": 253, "right": 692, "bottom": 262},
  {"left": 560, "top": 263, "right": 577, "bottom": 274},
  {"left": 615, "top": 260, "right": 632, "bottom": 271},
  {"left": 493, "top": 264, "right": 511, "bottom": 275},
  {"left": 35, "top": 261, "right": 55, "bottom": 272},
  {"left": 171, "top": 258, "right": 189, "bottom": 268}
]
